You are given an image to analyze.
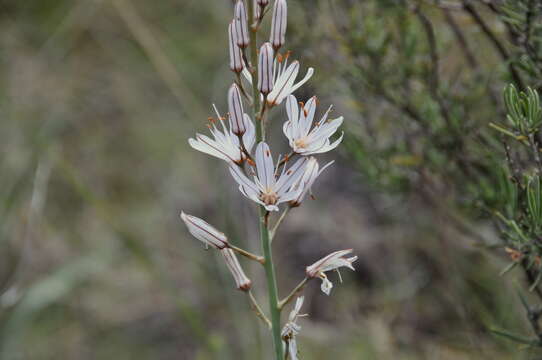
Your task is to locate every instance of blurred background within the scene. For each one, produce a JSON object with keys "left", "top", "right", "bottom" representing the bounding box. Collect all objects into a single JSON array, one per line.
[{"left": 1, "top": 0, "right": 542, "bottom": 359}]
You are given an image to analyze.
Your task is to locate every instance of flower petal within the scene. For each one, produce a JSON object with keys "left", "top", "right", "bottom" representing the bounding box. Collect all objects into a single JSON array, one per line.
[
  {"left": 255, "top": 142, "right": 275, "bottom": 188},
  {"left": 229, "top": 165, "right": 260, "bottom": 194}
]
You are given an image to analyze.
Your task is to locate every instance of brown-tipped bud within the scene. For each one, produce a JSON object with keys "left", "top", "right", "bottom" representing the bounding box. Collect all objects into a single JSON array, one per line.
[
  {"left": 234, "top": 1, "right": 250, "bottom": 48},
  {"left": 228, "top": 21, "right": 244, "bottom": 73},
  {"left": 257, "top": 0, "right": 269, "bottom": 5},
  {"left": 258, "top": 42, "right": 274, "bottom": 95},
  {"left": 221, "top": 248, "right": 252, "bottom": 291},
  {"left": 269, "top": 0, "right": 287, "bottom": 50},
  {"left": 180, "top": 212, "right": 229, "bottom": 249},
  {"left": 228, "top": 83, "right": 246, "bottom": 135}
]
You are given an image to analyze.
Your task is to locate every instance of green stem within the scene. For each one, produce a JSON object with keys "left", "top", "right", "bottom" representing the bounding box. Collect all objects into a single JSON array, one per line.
[
  {"left": 260, "top": 210, "right": 284, "bottom": 360},
  {"left": 247, "top": 2, "right": 283, "bottom": 357}
]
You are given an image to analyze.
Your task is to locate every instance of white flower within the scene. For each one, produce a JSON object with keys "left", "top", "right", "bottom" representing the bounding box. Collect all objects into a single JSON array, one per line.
[
  {"left": 229, "top": 142, "right": 309, "bottom": 211},
  {"left": 281, "top": 296, "right": 305, "bottom": 360},
  {"left": 267, "top": 57, "right": 314, "bottom": 106},
  {"left": 221, "top": 248, "right": 252, "bottom": 291},
  {"left": 269, "top": 0, "right": 287, "bottom": 50},
  {"left": 306, "top": 249, "right": 357, "bottom": 295},
  {"left": 188, "top": 105, "right": 255, "bottom": 164},
  {"left": 283, "top": 95, "right": 344, "bottom": 155},
  {"left": 242, "top": 53, "right": 313, "bottom": 106},
  {"left": 180, "top": 212, "right": 229, "bottom": 249},
  {"left": 290, "top": 157, "right": 334, "bottom": 206}
]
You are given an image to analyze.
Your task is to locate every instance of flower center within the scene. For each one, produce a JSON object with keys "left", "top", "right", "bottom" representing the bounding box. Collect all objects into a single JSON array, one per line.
[
  {"left": 260, "top": 189, "right": 278, "bottom": 205},
  {"left": 294, "top": 138, "right": 308, "bottom": 149}
]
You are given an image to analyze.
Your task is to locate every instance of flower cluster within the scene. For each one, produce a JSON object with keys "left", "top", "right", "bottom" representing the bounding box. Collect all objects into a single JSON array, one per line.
[{"left": 179, "top": 1, "right": 356, "bottom": 358}]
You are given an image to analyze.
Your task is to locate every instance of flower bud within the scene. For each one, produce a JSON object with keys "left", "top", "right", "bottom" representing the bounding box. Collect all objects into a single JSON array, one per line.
[
  {"left": 257, "top": 0, "right": 269, "bottom": 5},
  {"left": 228, "top": 21, "right": 244, "bottom": 73},
  {"left": 258, "top": 42, "right": 274, "bottom": 95},
  {"left": 180, "top": 212, "right": 229, "bottom": 249},
  {"left": 228, "top": 83, "right": 246, "bottom": 135},
  {"left": 221, "top": 248, "right": 252, "bottom": 291},
  {"left": 234, "top": 1, "right": 250, "bottom": 48},
  {"left": 269, "top": 0, "right": 287, "bottom": 50}
]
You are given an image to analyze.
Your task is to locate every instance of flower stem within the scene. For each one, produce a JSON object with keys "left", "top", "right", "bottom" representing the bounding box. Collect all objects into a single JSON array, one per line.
[
  {"left": 248, "top": 290, "right": 272, "bottom": 329},
  {"left": 229, "top": 244, "right": 265, "bottom": 264},
  {"left": 278, "top": 277, "right": 309, "bottom": 310},
  {"left": 270, "top": 206, "right": 291, "bottom": 242},
  {"left": 260, "top": 210, "right": 284, "bottom": 360}
]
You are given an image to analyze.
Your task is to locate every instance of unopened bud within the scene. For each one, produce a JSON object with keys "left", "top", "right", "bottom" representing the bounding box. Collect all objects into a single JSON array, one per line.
[
  {"left": 228, "top": 21, "right": 244, "bottom": 73},
  {"left": 258, "top": 42, "right": 274, "bottom": 95},
  {"left": 221, "top": 248, "right": 252, "bottom": 291},
  {"left": 228, "top": 83, "right": 246, "bottom": 135},
  {"left": 180, "top": 212, "right": 229, "bottom": 249},
  {"left": 269, "top": 0, "right": 287, "bottom": 50},
  {"left": 257, "top": 0, "right": 269, "bottom": 5},
  {"left": 234, "top": 1, "right": 250, "bottom": 48}
]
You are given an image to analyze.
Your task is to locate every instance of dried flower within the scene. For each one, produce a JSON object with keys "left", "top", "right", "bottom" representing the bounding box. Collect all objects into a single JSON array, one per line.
[
  {"left": 229, "top": 142, "right": 309, "bottom": 211},
  {"left": 188, "top": 105, "right": 255, "bottom": 164},
  {"left": 267, "top": 58, "right": 313, "bottom": 106},
  {"left": 283, "top": 95, "right": 344, "bottom": 155},
  {"left": 234, "top": 0, "right": 250, "bottom": 48},
  {"left": 269, "top": 0, "right": 287, "bottom": 50},
  {"left": 505, "top": 247, "right": 523, "bottom": 262},
  {"left": 221, "top": 248, "right": 252, "bottom": 291},
  {"left": 290, "top": 157, "right": 333, "bottom": 206},
  {"left": 258, "top": 42, "right": 274, "bottom": 95},
  {"left": 228, "top": 21, "right": 244, "bottom": 73},
  {"left": 306, "top": 249, "right": 358, "bottom": 295},
  {"left": 180, "top": 212, "right": 229, "bottom": 249},
  {"left": 281, "top": 296, "right": 305, "bottom": 360},
  {"left": 228, "top": 83, "right": 247, "bottom": 135}
]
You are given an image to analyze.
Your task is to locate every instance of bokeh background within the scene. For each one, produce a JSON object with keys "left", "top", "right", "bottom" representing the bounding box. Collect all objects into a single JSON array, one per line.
[{"left": 1, "top": 0, "right": 542, "bottom": 359}]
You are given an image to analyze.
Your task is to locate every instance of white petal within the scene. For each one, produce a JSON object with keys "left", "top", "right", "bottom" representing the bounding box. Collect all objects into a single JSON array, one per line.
[
  {"left": 277, "top": 187, "right": 303, "bottom": 203},
  {"left": 242, "top": 67, "right": 252, "bottom": 84},
  {"left": 242, "top": 114, "right": 256, "bottom": 152},
  {"left": 321, "top": 276, "right": 333, "bottom": 295},
  {"left": 283, "top": 120, "right": 293, "bottom": 141},
  {"left": 229, "top": 165, "right": 260, "bottom": 193},
  {"left": 264, "top": 203, "right": 280, "bottom": 212},
  {"left": 275, "top": 157, "right": 309, "bottom": 196},
  {"left": 268, "top": 61, "right": 299, "bottom": 105},
  {"left": 307, "top": 117, "right": 344, "bottom": 144},
  {"left": 288, "top": 338, "right": 299, "bottom": 360},
  {"left": 286, "top": 67, "right": 314, "bottom": 99},
  {"left": 303, "top": 132, "right": 344, "bottom": 155},
  {"left": 188, "top": 135, "right": 239, "bottom": 163},
  {"left": 255, "top": 142, "right": 275, "bottom": 188},
  {"left": 299, "top": 96, "right": 317, "bottom": 137}
]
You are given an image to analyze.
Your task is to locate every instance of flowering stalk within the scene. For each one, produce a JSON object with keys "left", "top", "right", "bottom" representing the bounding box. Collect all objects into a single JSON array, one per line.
[
  {"left": 246, "top": 0, "right": 283, "bottom": 355},
  {"left": 180, "top": 2, "right": 353, "bottom": 359}
]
